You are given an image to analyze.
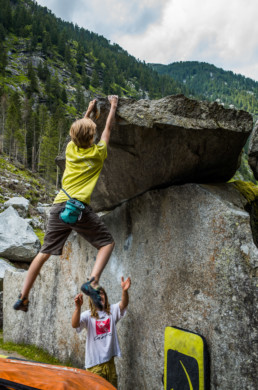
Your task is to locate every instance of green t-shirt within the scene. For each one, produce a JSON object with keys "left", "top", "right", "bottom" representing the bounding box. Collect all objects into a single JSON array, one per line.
[{"left": 54, "top": 140, "right": 107, "bottom": 205}]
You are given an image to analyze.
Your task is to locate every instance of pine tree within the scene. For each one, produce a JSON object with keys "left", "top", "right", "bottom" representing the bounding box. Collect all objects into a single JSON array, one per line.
[
  {"left": 27, "top": 62, "right": 38, "bottom": 97},
  {"left": 82, "top": 68, "right": 90, "bottom": 89},
  {"left": 3, "top": 1, "right": 12, "bottom": 30},
  {"left": 58, "top": 31, "right": 66, "bottom": 57},
  {"left": 75, "top": 84, "right": 85, "bottom": 113},
  {"left": 91, "top": 70, "right": 99, "bottom": 88},
  {"left": 30, "top": 34, "right": 38, "bottom": 52},
  {"left": 0, "top": 42, "right": 7, "bottom": 76},
  {"left": 0, "top": 23, "right": 5, "bottom": 41},
  {"left": 6, "top": 92, "right": 21, "bottom": 158},
  {"left": 0, "top": 93, "right": 7, "bottom": 153},
  {"left": 39, "top": 115, "right": 59, "bottom": 186},
  {"left": 61, "top": 87, "right": 68, "bottom": 104},
  {"left": 42, "top": 31, "right": 52, "bottom": 55}
]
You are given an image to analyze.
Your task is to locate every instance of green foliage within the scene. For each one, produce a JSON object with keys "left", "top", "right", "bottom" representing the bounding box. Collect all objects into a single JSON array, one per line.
[
  {"left": 151, "top": 61, "right": 258, "bottom": 120},
  {"left": 91, "top": 69, "right": 99, "bottom": 88},
  {"left": 1, "top": 0, "right": 188, "bottom": 101},
  {"left": 34, "top": 228, "right": 45, "bottom": 245},
  {"left": 0, "top": 331, "right": 71, "bottom": 366},
  {"left": 233, "top": 180, "right": 258, "bottom": 247},
  {"left": 233, "top": 180, "right": 258, "bottom": 203},
  {"left": 26, "top": 61, "right": 38, "bottom": 96},
  {"left": 232, "top": 152, "right": 257, "bottom": 184},
  {"left": 0, "top": 0, "right": 257, "bottom": 185}
]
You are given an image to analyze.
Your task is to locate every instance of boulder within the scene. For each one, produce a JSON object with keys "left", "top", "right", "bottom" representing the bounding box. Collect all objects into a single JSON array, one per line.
[
  {"left": 25, "top": 216, "right": 44, "bottom": 230},
  {"left": 0, "top": 258, "right": 20, "bottom": 328},
  {"left": 248, "top": 120, "right": 258, "bottom": 180},
  {"left": 0, "top": 206, "right": 41, "bottom": 262},
  {"left": 3, "top": 183, "right": 257, "bottom": 390},
  {"left": 0, "top": 258, "right": 17, "bottom": 289},
  {"left": 56, "top": 95, "right": 253, "bottom": 211},
  {"left": 4, "top": 196, "right": 30, "bottom": 218}
]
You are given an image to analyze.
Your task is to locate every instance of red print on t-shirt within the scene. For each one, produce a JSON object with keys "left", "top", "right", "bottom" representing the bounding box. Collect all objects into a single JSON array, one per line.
[{"left": 96, "top": 318, "right": 110, "bottom": 335}]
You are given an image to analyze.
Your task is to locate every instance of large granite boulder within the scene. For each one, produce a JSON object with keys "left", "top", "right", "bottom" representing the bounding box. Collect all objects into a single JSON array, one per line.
[
  {"left": 4, "top": 196, "right": 30, "bottom": 218},
  {"left": 0, "top": 206, "right": 41, "bottom": 261},
  {"left": 0, "top": 258, "right": 17, "bottom": 289},
  {"left": 56, "top": 95, "right": 253, "bottom": 211},
  {"left": 0, "top": 258, "right": 19, "bottom": 328},
  {"left": 248, "top": 120, "right": 258, "bottom": 180},
  {"left": 4, "top": 183, "right": 257, "bottom": 390}
]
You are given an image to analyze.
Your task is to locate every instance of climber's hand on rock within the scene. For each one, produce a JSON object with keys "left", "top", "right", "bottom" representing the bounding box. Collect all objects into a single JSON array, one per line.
[
  {"left": 108, "top": 95, "right": 118, "bottom": 109},
  {"left": 85, "top": 99, "right": 96, "bottom": 118}
]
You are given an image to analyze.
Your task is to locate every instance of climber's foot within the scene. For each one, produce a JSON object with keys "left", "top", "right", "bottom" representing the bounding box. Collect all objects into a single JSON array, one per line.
[
  {"left": 81, "top": 277, "right": 103, "bottom": 310},
  {"left": 13, "top": 294, "right": 29, "bottom": 312}
]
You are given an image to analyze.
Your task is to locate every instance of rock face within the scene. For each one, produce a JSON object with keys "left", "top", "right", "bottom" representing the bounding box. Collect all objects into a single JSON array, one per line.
[
  {"left": 0, "top": 258, "right": 18, "bottom": 328},
  {"left": 248, "top": 120, "right": 258, "bottom": 180},
  {"left": 56, "top": 95, "right": 253, "bottom": 211},
  {"left": 4, "top": 196, "right": 30, "bottom": 218},
  {"left": 4, "top": 183, "right": 257, "bottom": 390},
  {"left": 0, "top": 207, "right": 41, "bottom": 261}
]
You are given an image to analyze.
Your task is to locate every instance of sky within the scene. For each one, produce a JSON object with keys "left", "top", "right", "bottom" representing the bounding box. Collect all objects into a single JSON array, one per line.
[{"left": 35, "top": 0, "right": 258, "bottom": 81}]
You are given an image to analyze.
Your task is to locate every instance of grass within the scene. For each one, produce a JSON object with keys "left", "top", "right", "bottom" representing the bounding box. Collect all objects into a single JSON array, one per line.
[
  {"left": 0, "top": 157, "right": 43, "bottom": 187},
  {"left": 0, "top": 330, "right": 70, "bottom": 366},
  {"left": 34, "top": 228, "right": 45, "bottom": 245}
]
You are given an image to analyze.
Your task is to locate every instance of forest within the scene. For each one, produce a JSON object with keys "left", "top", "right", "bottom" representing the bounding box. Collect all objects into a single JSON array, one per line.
[
  {"left": 0, "top": 0, "right": 189, "bottom": 186},
  {"left": 151, "top": 61, "right": 258, "bottom": 119},
  {"left": 0, "top": 0, "right": 257, "bottom": 186}
]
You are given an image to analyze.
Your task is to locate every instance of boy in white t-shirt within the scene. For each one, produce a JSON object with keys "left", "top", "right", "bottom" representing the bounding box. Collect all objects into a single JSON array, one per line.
[{"left": 72, "top": 276, "right": 131, "bottom": 388}]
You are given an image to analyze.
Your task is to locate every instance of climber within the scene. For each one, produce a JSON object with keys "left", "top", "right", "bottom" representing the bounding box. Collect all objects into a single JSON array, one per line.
[
  {"left": 72, "top": 276, "right": 131, "bottom": 388},
  {"left": 13, "top": 96, "right": 118, "bottom": 312}
]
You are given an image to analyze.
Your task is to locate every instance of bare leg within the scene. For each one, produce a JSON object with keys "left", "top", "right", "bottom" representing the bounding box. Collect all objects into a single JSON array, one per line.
[
  {"left": 90, "top": 242, "right": 115, "bottom": 286},
  {"left": 21, "top": 252, "right": 50, "bottom": 299}
]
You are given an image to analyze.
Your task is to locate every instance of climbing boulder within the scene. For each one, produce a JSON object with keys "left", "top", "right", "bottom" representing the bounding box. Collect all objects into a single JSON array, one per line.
[
  {"left": 0, "top": 258, "right": 19, "bottom": 328},
  {"left": 3, "top": 183, "right": 257, "bottom": 389},
  {"left": 0, "top": 258, "right": 17, "bottom": 289},
  {"left": 0, "top": 206, "right": 41, "bottom": 262},
  {"left": 56, "top": 95, "right": 253, "bottom": 211},
  {"left": 248, "top": 120, "right": 258, "bottom": 180}
]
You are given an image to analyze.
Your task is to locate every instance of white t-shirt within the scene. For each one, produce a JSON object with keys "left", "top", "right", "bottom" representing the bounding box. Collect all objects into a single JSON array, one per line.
[{"left": 76, "top": 302, "right": 126, "bottom": 368}]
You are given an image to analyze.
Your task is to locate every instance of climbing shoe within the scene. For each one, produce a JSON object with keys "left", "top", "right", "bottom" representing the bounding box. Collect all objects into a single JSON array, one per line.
[
  {"left": 13, "top": 294, "right": 29, "bottom": 312},
  {"left": 81, "top": 277, "right": 103, "bottom": 310}
]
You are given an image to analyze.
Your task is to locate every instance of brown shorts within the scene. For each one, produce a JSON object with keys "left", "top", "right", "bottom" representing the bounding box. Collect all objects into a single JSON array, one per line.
[{"left": 40, "top": 202, "right": 114, "bottom": 255}]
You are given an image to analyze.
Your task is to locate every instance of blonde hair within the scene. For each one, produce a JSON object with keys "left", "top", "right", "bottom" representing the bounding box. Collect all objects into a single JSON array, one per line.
[
  {"left": 89, "top": 287, "right": 111, "bottom": 319},
  {"left": 69, "top": 118, "right": 96, "bottom": 148}
]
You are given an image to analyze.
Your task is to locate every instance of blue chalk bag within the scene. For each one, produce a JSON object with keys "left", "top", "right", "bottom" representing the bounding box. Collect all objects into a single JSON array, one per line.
[{"left": 59, "top": 188, "right": 85, "bottom": 224}]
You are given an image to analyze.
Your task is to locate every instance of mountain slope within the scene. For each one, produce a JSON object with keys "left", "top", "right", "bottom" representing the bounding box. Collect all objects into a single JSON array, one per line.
[
  {"left": 0, "top": 1, "right": 256, "bottom": 184},
  {"left": 151, "top": 61, "right": 258, "bottom": 118},
  {"left": 0, "top": 0, "right": 188, "bottom": 183}
]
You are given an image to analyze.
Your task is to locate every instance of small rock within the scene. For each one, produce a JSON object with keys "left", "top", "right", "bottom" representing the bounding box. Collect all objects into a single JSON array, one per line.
[
  {"left": 4, "top": 196, "right": 30, "bottom": 218},
  {"left": 0, "top": 206, "right": 40, "bottom": 262}
]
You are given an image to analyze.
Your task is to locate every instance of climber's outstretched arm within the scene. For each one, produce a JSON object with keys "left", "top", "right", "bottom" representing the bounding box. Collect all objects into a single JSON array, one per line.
[{"left": 100, "top": 95, "right": 118, "bottom": 145}]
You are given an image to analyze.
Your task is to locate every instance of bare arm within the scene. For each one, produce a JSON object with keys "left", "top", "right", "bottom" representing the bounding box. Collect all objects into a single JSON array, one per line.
[
  {"left": 119, "top": 276, "right": 131, "bottom": 312},
  {"left": 100, "top": 95, "right": 118, "bottom": 145},
  {"left": 84, "top": 99, "right": 96, "bottom": 118},
  {"left": 71, "top": 293, "right": 83, "bottom": 328}
]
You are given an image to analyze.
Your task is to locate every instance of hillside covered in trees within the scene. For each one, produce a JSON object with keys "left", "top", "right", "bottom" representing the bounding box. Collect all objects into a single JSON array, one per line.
[
  {"left": 151, "top": 61, "right": 258, "bottom": 119},
  {"left": 0, "top": 0, "right": 257, "bottom": 187},
  {"left": 0, "top": 0, "right": 188, "bottom": 186}
]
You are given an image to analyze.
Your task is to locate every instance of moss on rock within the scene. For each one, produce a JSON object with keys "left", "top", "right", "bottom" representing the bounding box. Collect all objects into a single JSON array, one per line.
[{"left": 233, "top": 180, "right": 258, "bottom": 248}]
